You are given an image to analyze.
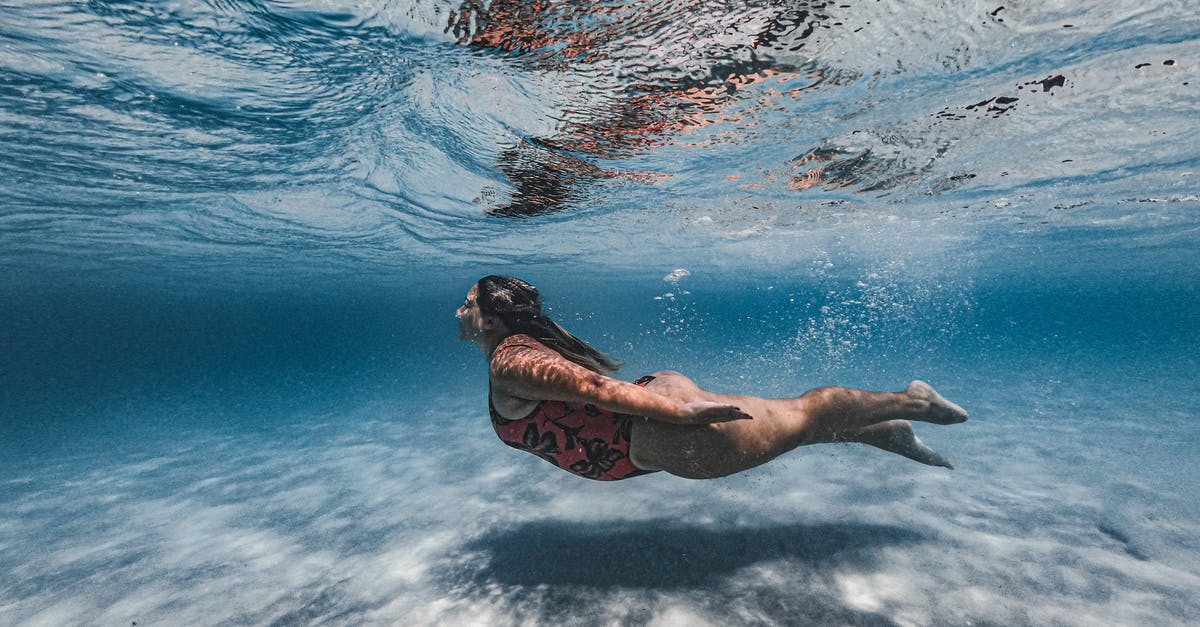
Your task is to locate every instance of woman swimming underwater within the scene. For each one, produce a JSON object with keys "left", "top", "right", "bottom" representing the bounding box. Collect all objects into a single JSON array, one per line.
[{"left": 459, "top": 275, "right": 968, "bottom": 481}]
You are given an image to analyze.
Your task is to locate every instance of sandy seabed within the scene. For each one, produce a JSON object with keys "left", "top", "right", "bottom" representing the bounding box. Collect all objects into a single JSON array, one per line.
[{"left": 3, "top": 358, "right": 1198, "bottom": 627}]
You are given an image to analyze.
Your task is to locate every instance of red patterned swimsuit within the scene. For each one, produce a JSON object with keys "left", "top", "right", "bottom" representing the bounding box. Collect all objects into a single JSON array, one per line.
[{"left": 488, "top": 341, "right": 659, "bottom": 481}]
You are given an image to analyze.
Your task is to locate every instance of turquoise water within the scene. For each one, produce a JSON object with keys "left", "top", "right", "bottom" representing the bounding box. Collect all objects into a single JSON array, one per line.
[{"left": 2, "top": 1, "right": 1199, "bottom": 624}]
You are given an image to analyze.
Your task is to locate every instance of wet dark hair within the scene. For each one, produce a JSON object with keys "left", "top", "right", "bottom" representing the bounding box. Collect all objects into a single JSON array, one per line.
[{"left": 475, "top": 275, "right": 621, "bottom": 374}]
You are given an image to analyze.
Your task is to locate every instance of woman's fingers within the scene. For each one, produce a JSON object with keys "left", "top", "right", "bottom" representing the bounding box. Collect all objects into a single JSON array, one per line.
[
  {"left": 716, "top": 406, "right": 754, "bottom": 422},
  {"left": 685, "top": 402, "right": 753, "bottom": 423}
]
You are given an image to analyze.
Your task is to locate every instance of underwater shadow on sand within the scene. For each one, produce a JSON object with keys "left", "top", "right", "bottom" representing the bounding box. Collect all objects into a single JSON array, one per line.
[
  {"left": 451, "top": 518, "right": 928, "bottom": 589},
  {"left": 433, "top": 519, "right": 930, "bottom": 625}
]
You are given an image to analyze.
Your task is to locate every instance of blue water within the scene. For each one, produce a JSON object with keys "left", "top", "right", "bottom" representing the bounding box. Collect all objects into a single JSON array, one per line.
[{"left": 2, "top": 1, "right": 1199, "bottom": 624}]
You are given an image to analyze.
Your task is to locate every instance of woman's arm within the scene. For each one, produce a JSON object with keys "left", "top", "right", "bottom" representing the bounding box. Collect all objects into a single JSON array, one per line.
[{"left": 490, "top": 342, "right": 750, "bottom": 424}]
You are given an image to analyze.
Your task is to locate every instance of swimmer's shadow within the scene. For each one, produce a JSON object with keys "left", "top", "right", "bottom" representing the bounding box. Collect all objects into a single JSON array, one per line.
[{"left": 456, "top": 518, "right": 927, "bottom": 589}]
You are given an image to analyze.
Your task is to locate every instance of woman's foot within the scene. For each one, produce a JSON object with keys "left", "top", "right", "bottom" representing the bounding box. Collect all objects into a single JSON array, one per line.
[
  {"left": 907, "top": 380, "right": 969, "bottom": 425},
  {"left": 849, "top": 420, "right": 955, "bottom": 469}
]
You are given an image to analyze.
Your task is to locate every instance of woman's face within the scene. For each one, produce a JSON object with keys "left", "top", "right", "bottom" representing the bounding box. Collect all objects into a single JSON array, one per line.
[{"left": 456, "top": 284, "right": 485, "bottom": 341}]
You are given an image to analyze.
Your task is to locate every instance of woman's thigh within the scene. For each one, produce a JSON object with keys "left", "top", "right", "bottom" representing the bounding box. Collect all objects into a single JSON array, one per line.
[{"left": 629, "top": 371, "right": 803, "bottom": 475}]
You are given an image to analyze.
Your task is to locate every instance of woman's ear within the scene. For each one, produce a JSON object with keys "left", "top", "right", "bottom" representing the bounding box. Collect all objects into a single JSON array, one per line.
[{"left": 482, "top": 316, "right": 510, "bottom": 335}]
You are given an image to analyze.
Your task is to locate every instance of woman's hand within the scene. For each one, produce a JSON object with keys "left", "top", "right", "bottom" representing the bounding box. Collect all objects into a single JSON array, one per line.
[{"left": 680, "top": 401, "right": 753, "bottom": 425}]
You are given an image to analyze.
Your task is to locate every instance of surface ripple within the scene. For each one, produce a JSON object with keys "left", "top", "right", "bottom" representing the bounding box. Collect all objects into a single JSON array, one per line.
[{"left": 0, "top": 0, "right": 1197, "bottom": 281}]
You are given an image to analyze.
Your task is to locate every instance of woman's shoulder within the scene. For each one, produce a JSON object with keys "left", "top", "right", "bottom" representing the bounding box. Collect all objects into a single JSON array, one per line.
[
  {"left": 489, "top": 335, "right": 566, "bottom": 394},
  {"left": 491, "top": 334, "right": 555, "bottom": 364},
  {"left": 494, "top": 333, "right": 543, "bottom": 352}
]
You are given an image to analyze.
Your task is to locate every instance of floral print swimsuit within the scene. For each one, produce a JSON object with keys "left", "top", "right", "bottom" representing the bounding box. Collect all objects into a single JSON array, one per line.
[{"left": 488, "top": 341, "right": 659, "bottom": 481}]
